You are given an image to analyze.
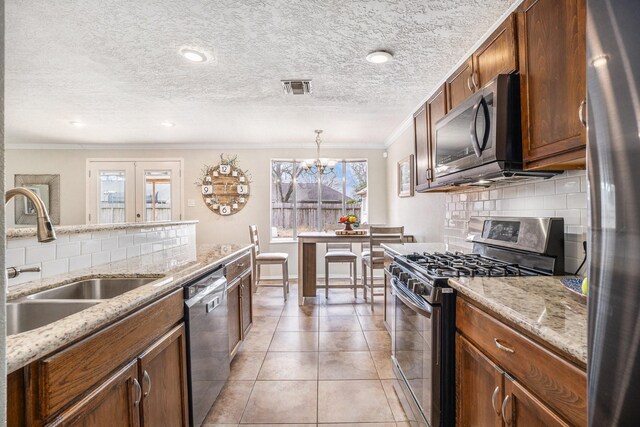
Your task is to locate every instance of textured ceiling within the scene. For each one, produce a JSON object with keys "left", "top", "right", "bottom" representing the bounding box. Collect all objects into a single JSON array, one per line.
[{"left": 6, "top": 0, "right": 516, "bottom": 148}]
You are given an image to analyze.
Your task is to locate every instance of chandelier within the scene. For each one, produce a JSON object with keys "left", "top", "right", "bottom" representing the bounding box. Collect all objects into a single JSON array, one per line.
[{"left": 301, "top": 130, "right": 337, "bottom": 174}]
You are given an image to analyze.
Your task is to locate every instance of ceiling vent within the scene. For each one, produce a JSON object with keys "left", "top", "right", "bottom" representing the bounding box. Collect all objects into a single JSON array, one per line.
[{"left": 281, "top": 80, "right": 312, "bottom": 95}]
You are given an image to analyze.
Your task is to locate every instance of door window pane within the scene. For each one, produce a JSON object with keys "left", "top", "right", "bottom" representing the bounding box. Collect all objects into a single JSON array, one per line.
[
  {"left": 99, "top": 171, "right": 126, "bottom": 224},
  {"left": 144, "top": 170, "right": 172, "bottom": 222}
]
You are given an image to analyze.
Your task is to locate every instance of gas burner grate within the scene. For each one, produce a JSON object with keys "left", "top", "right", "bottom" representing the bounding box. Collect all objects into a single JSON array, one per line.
[{"left": 405, "top": 251, "right": 534, "bottom": 278}]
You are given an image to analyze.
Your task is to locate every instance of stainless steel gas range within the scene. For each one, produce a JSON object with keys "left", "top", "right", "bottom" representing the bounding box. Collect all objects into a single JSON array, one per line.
[{"left": 385, "top": 217, "right": 565, "bottom": 427}]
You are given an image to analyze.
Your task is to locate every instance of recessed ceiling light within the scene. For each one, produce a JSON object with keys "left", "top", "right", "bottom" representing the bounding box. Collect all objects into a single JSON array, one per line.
[
  {"left": 591, "top": 55, "right": 609, "bottom": 68},
  {"left": 69, "top": 121, "right": 85, "bottom": 127},
  {"left": 180, "top": 48, "right": 207, "bottom": 63},
  {"left": 366, "top": 50, "right": 393, "bottom": 64},
  {"left": 161, "top": 121, "right": 176, "bottom": 127}
]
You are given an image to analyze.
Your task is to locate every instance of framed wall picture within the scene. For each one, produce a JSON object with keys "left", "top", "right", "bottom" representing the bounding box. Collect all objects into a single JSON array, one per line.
[
  {"left": 397, "top": 155, "right": 415, "bottom": 198},
  {"left": 14, "top": 174, "right": 61, "bottom": 225}
]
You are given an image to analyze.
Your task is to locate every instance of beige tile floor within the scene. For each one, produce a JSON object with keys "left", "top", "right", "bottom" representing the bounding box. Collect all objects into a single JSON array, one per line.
[{"left": 203, "top": 280, "right": 409, "bottom": 427}]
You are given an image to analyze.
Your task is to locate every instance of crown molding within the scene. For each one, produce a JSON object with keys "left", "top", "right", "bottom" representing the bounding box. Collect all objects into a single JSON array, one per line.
[
  {"left": 383, "top": 0, "right": 525, "bottom": 150},
  {"left": 5, "top": 141, "right": 387, "bottom": 151},
  {"left": 383, "top": 115, "right": 413, "bottom": 148}
]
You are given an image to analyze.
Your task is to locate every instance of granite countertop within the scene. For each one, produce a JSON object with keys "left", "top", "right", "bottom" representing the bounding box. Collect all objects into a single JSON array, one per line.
[
  {"left": 7, "top": 243, "right": 252, "bottom": 374},
  {"left": 448, "top": 276, "right": 587, "bottom": 367},
  {"left": 6, "top": 220, "right": 199, "bottom": 239}
]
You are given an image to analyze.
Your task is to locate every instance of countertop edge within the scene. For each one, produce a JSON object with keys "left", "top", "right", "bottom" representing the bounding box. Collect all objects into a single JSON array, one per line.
[
  {"left": 448, "top": 278, "right": 587, "bottom": 368},
  {"left": 7, "top": 243, "right": 253, "bottom": 374},
  {"left": 7, "top": 220, "right": 199, "bottom": 239}
]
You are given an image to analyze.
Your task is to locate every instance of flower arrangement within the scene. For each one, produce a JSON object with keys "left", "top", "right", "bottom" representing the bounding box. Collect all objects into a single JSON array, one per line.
[{"left": 339, "top": 214, "right": 359, "bottom": 231}]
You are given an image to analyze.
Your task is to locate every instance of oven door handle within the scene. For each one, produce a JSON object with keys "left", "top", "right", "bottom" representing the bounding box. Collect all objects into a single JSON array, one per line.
[
  {"left": 391, "top": 280, "right": 432, "bottom": 318},
  {"left": 470, "top": 95, "right": 490, "bottom": 157}
]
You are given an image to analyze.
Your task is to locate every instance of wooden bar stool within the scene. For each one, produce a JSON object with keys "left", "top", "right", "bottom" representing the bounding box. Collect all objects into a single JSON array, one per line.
[
  {"left": 362, "top": 226, "right": 404, "bottom": 310},
  {"left": 323, "top": 242, "right": 358, "bottom": 298},
  {"left": 249, "top": 225, "right": 290, "bottom": 300}
]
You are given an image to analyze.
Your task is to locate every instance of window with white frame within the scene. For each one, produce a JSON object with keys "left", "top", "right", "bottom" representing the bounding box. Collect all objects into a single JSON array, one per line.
[{"left": 270, "top": 159, "right": 368, "bottom": 240}]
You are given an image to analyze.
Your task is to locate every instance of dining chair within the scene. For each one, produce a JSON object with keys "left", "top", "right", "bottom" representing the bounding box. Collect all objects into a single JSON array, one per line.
[
  {"left": 323, "top": 242, "right": 358, "bottom": 299},
  {"left": 362, "top": 225, "right": 404, "bottom": 310},
  {"left": 249, "top": 225, "right": 290, "bottom": 300}
]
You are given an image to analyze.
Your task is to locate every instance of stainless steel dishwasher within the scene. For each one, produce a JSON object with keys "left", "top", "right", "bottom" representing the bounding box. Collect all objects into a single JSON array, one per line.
[{"left": 184, "top": 266, "right": 229, "bottom": 427}]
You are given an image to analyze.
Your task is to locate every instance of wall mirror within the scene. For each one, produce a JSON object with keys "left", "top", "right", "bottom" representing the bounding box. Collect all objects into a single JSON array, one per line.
[{"left": 14, "top": 174, "right": 61, "bottom": 225}]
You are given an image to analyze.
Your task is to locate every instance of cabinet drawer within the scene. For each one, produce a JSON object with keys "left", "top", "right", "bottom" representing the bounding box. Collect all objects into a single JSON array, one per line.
[
  {"left": 225, "top": 252, "right": 251, "bottom": 283},
  {"left": 456, "top": 298, "right": 586, "bottom": 426},
  {"left": 36, "top": 290, "right": 184, "bottom": 420}
]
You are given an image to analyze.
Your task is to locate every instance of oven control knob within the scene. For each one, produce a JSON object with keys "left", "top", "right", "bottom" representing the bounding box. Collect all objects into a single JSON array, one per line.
[
  {"left": 407, "top": 278, "right": 418, "bottom": 292},
  {"left": 399, "top": 272, "right": 409, "bottom": 283},
  {"left": 414, "top": 283, "right": 428, "bottom": 295},
  {"left": 390, "top": 265, "right": 400, "bottom": 277}
]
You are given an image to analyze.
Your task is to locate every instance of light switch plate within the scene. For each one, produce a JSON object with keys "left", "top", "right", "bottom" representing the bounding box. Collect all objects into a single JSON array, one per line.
[{"left": 187, "top": 199, "right": 196, "bottom": 207}]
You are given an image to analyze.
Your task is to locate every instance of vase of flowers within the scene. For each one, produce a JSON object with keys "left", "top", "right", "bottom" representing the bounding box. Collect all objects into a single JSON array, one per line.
[{"left": 339, "top": 215, "right": 359, "bottom": 231}]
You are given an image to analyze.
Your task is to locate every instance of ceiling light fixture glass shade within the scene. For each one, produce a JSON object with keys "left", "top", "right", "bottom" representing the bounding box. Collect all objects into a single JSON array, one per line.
[
  {"left": 180, "top": 48, "right": 207, "bottom": 63},
  {"left": 69, "top": 121, "right": 85, "bottom": 127},
  {"left": 366, "top": 50, "right": 393, "bottom": 64},
  {"left": 300, "top": 130, "right": 336, "bottom": 174},
  {"left": 161, "top": 121, "right": 176, "bottom": 127}
]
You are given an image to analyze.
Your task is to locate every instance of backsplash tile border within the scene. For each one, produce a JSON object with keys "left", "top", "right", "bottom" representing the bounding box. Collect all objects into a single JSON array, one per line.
[
  {"left": 6, "top": 223, "right": 196, "bottom": 286},
  {"left": 443, "top": 170, "right": 588, "bottom": 275}
]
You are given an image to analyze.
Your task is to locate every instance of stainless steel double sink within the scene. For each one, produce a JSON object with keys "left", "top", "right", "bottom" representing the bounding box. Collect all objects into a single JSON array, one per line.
[{"left": 7, "top": 277, "right": 158, "bottom": 336}]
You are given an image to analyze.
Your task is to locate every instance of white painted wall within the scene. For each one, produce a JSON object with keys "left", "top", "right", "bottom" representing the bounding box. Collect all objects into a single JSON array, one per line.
[
  {"left": 5, "top": 147, "right": 388, "bottom": 277},
  {"left": 385, "top": 123, "right": 446, "bottom": 243}
]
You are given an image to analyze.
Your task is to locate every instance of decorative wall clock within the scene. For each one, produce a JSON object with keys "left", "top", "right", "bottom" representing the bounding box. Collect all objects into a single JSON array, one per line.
[{"left": 197, "top": 154, "right": 251, "bottom": 216}]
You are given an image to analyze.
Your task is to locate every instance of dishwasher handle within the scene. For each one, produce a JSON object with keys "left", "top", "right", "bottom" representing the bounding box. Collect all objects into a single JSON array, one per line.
[
  {"left": 185, "top": 276, "right": 227, "bottom": 306},
  {"left": 204, "top": 295, "right": 222, "bottom": 313}
]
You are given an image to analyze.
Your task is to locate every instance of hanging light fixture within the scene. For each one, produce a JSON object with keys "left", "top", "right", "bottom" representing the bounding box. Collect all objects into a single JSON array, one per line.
[{"left": 301, "top": 130, "right": 337, "bottom": 174}]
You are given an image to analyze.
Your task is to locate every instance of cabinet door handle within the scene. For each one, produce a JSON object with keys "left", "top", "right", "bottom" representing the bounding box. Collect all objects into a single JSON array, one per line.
[
  {"left": 142, "top": 370, "right": 152, "bottom": 398},
  {"left": 467, "top": 74, "right": 474, "bottom": 92},
  {"left": 472, "top": 71, "right": 479, "bottom": 90},
  {"left": 501, "top": 395, "right": 512, "bottom": 425},
  {"left": 494, "top": 338, "right": 515, "bottom": 353},
  {"left": 132, "top": 378, "right": 142, "bottom": 407},
  {"left": 578, "top": 99, "right": 587, "bottom": 128},
  {"left": 491, "top": 386, "right": 501, "bottom": 415}
]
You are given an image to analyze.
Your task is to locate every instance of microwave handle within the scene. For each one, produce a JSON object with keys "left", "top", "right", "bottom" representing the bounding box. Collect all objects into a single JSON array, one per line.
[{"left": 471, "top": 95, "right": 490, "bottom": 157}]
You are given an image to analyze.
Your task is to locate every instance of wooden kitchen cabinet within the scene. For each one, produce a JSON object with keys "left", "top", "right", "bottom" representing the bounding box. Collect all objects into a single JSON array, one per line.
[
  {"left": 446, "top": 14, "right": 517, "bottom": 111},
  {"left": 456, "top": 297, "right": 586, "bottom": 426},
  {"left": 455, "top": 334, "right": 504, "bottom": 427},
  {"left": 240, "top": 272, "right": 253, "bottom": 337},
  {"left": 503, "top": 375, "right": 571, "bottom": 427},
  {"left": 472, "top": 14, "right": 518, "bottom": 92},
  {"left": 49, "top": 326, "right": 188, "bottom": 427},
  {"left": 226, "top": 251, "right": 253, "bottom": 359},
  {"left": 415, "top": 85, "right": 447, "bottom": 192},
  {"left": 517, "top": 0, "right": 587, "bottom": 169},
  {"left": 48, "top": 361, "right": 141, "bottom": 427},
  {"left": 227, "top": 278, "right": 242, "bottom": 357},
  {"left": 10, "top": 290, "right": 187, "bottom": 427},
  {"left": 137, "top": 325, "right": 189, "bottom": 427},
  {"left": 446, "top": 60, "right": 474, "bottom": 111},
  {"left": 414, "top": 104, "right": 430, "bottom": 192}
]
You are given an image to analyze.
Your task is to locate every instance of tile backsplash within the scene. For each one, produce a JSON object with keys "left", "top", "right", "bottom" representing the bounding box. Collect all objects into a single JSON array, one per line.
[
  {"left": 6, "top": 223, "right": 197, "bottom": 286},
  {"left": 444, "top": 171, "right": 588, "bottom": 274}
]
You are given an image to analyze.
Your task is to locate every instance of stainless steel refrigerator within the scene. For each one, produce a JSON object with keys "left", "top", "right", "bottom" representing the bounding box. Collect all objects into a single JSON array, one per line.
[{"left": 587, "top": 1, "right": 640, "bottom": 425}]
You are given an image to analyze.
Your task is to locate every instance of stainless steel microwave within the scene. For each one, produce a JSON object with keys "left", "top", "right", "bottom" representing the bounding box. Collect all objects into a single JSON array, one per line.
[{"left": 433, "top": 74, "right": 555, "bottom": 186}]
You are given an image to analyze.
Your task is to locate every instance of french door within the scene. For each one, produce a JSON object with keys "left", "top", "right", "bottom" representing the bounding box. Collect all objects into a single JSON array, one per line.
[{"left": 87, "top": 160, "right": 183, "bottom": 224}]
